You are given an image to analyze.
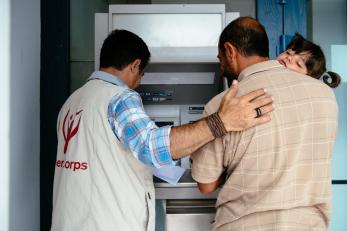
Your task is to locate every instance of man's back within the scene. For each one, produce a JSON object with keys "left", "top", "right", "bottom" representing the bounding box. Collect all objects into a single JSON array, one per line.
[
  {"left": 52, "top": 79, "right": 155, "bottom": 231},
  {"left": 191, "top": 60, "right": 338, "bottom": 230}
]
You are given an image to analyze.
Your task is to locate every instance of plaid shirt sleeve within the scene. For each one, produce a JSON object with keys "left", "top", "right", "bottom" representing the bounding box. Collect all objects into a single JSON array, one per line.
[{"left": 107, "top": 88, "right": 175, "bottom": 168}]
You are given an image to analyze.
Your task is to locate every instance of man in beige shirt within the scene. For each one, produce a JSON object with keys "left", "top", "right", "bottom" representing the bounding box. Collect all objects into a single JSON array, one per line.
[{"left": 191, "top": 17, "right": 338, "bottom": 231}]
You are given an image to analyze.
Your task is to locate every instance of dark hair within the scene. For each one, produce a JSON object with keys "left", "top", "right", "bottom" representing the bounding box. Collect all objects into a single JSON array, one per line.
[
  {"left": 286, "top": 33, "right": 341, "bottom": 88},
  {"left": 99, "top": 29, "right": 150, "bottom": 72},
  {"left": 218, "top": 17, "right": 269, "bottom": 58},
  {"left": 322, "top": 71, "right": 341, "bottom": 88}
]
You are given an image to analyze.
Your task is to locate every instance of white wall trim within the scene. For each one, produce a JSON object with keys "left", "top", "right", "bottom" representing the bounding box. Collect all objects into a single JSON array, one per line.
[{"left": 0, "top": 0, "right": 10, "bottom": 230}]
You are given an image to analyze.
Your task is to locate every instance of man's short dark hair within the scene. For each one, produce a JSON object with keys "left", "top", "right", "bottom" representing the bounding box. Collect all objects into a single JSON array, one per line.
[
  {"left": 100, "top": 29, "right": 151, "bottom": 71},
  {"left": 218, "top": 17, "right": 269, "bottom": 58}
]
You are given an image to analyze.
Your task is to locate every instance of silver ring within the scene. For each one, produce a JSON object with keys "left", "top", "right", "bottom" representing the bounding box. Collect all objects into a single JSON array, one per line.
[{"left": 255, "top": 107, "right": 262, "bottom": 118}]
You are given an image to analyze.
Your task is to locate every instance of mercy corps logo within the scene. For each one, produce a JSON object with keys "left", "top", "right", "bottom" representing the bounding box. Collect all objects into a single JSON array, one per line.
[{"left": 56, "top": 109, "right": 88, "bottom": 171}]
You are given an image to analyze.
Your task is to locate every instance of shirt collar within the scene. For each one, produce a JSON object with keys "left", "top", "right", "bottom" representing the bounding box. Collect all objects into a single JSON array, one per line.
[
  {"left": 88, "top": 70, "right": 127, "bottom": 87},
  {"left": 238, "top": 60, "right": 285, "bottom": 82}
]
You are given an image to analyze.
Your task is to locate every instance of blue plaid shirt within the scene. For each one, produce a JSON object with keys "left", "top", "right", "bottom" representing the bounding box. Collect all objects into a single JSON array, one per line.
[{"left": 88, "top": 71, "right": 175, "bottom": 168}]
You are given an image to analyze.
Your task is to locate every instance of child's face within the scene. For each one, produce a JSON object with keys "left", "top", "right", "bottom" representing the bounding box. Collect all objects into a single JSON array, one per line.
[{"left": 276, "top": 49, "right": 309, "bottom": 75}]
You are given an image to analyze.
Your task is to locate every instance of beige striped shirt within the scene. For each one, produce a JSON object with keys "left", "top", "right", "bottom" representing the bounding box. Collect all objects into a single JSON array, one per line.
[{"left": 191, "top": 60, "right": 338, "bottom": 231}]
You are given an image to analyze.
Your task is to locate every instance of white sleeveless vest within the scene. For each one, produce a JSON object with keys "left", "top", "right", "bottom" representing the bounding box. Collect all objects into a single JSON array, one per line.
[{"left": 51, "top": 79, "right": 155, "bottom": 231}]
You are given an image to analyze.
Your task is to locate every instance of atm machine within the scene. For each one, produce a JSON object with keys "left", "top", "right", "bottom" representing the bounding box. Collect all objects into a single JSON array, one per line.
[
  {"left": 95, "top": 5, "right": 239, "bottom": 231},
  {"left": 139, "top": 62, "right": 220, "bottom": 231}
]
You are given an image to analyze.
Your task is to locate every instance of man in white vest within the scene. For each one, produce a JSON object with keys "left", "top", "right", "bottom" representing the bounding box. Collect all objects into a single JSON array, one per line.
[{"left": 51, "top": 29, "right": 274, "bottom": 231}]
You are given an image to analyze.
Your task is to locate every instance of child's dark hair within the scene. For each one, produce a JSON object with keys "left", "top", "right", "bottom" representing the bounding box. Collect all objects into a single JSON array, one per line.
[
  {"left": 287, "top": 33, "right": 341, "bottom": 88},
  {"left": 321, "top": 71, "right": 341, "bottom": 88}
]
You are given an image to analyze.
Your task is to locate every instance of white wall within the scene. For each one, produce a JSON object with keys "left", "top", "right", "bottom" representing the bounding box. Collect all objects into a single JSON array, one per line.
[
  {"left": 9, "top": 0, "right": 41, "bottom": 230},
  {"left": 0, "top": 0, "right": 11, "bottom": 230}
]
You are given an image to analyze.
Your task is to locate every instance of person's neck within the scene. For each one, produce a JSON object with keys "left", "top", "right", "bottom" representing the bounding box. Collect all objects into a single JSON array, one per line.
[
  {"left": 99, "top": 67, "right": 129, "bottom": 85},
  {"left": 237, "top": 55, "right": 269, "bottom": 75},
  {"left": 100, "top": 67, "right": 122, "bottom": 78}
]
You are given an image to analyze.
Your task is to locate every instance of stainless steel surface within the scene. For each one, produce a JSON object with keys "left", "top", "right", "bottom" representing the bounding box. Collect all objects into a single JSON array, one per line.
[
  {"left": 166, "top": 199, "right": 215, "bottom": 210},
  {"left": 154, "top": 169, "right": 200, "bottom": 186},
  {"left": 154, "top": 170, "right": 220, "bottom": 199},
  {"left": 165, "top": 199, "right": 216, "bottom": 231},
  {"left": 166, "top": 213, "right": 214, "bottom": 231},
  {"left": 155, "top": 186, "right": 219, "bottom": 200}
]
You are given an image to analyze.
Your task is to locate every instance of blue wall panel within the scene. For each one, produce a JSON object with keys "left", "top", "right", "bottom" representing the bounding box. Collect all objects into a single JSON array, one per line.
[
  {"left": 257, "top": 0, "right": 282, "bottom": 59},
  {"left": 283, "top": 0, "right": 307, "bottom": 36},
  {"left": 332, "top": 82, "right": 347, "bottom": 180},
  {"left": 330, "top": 184, "right": 347, "bottom": 231},
  {"left": 257, "top": 0, "right": 307, "bottom": 58}
]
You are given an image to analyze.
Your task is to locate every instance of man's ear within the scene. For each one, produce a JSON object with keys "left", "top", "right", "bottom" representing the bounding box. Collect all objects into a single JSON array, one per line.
[
  {"left": 130, "top": 59, "right": 141, "bottom": 73},
  {"left": 224, "top": 42, "right": 237, "bottom": 60}
]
